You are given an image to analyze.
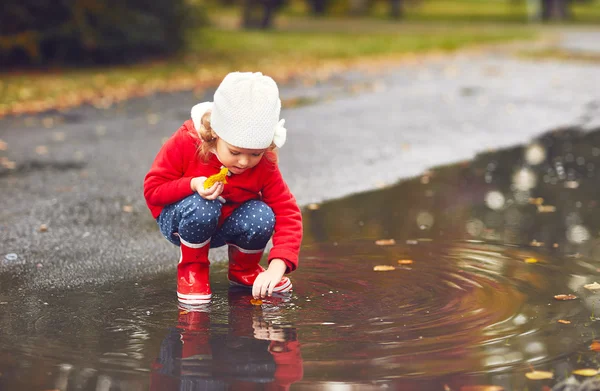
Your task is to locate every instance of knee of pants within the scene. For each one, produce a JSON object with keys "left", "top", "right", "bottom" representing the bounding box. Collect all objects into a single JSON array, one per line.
[
  {"left": 179, "top": 196, "right": 221, "bottom": 239},
  {"left": 240, "top": 201, "right": 275, "bottom": 243}
]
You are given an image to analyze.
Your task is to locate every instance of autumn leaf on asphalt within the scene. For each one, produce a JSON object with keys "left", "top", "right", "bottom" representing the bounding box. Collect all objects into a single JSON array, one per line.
[
  {"left": 460, "top": 386, "right": 504, "bottom": 391},
  {"left": 375, "top": 239, "right": 395, "bottom": 246},
  {"left": 537, "top": 205, "right": 556, "bottom": 213},
  {"left": 554, "top": 294, "right": 577, "bottom": 300},
  {"left": 39, "top": 224, "right": 48, "bottom": 232},
  {"left": 373, "top": 265, "right": 396, "bottom": 271},
  {"left": 398, "top": 259, "right": 413, "bottom": 265},
  {"left": 35, "top": 145, "right": 48, "bottom": 155},
  {"left": 529, "top": 197, "right": 544, "bottom": 205},
  {"left": 122, "top": 205, "right": 133, "bottom": 213},
  {"left": 0, "top": 139, "right": 7, "bottom": 150},
  {"left": 525, "top": 258, "right": 538, "bottom": 264},
  {"left": 572, "top": 369, "right": 598, "bottom": 376},
  {"left": 250, "top": 299, "right": 263, "bottom": 306},
  {"left": 584, "top": 282, "right": 600, "bottom": 291},
  {"left": 557, "top": 319, "right": 571, "bottom": 324},
  {"left": 589, "top": 340, "right": 600, "bottom": 351},
  {"left": 525, "top": 370, "right": 553, "bottom": 380}
]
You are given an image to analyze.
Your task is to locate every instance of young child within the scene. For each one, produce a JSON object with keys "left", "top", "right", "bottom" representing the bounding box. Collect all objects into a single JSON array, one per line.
[{"left": 144, "top": 71, "right": 302, "bottom": 305}]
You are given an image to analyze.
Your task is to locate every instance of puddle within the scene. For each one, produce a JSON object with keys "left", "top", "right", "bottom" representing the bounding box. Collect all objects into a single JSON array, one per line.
[{"left": 3, "top": 127, "right": 600, "bottom": 390}]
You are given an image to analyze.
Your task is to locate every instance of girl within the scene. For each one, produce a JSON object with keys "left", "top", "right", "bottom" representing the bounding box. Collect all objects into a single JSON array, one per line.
[{"left": 144, "top": 72, "right": 302, "bottom": 305}]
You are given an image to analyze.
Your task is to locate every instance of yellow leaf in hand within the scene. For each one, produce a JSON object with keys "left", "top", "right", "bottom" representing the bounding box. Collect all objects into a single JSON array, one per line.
[{"left": 204, "top": 167, "right": 229, "bottom": 189}]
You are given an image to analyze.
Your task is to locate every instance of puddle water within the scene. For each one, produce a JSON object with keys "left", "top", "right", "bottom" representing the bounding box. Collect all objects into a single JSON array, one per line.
[{"left": 3, "top": 127, "right": 600, "bottom": 390}]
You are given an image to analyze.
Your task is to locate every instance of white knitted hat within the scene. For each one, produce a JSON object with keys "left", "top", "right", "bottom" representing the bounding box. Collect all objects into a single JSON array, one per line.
[{"left": 210, "top": 71, "right": 287, "bottom": 149}]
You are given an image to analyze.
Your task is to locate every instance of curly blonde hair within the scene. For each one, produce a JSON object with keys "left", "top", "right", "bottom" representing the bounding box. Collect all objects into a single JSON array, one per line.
[{"left": 193, "top": 109, "right": 278, "bottom": 164}]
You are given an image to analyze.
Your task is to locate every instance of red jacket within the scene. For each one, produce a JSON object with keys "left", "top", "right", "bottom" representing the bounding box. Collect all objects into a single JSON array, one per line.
[{"left": 144, "top": 120, "right": 302, "bottom": 272}]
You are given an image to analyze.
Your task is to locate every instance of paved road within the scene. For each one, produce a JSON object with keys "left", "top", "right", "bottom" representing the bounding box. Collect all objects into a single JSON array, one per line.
[{"left": 1, "top": 31, "right": 600, "bottom": 290}]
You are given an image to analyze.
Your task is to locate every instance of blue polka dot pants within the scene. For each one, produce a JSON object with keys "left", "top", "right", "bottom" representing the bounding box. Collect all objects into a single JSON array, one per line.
[{"left": 157, "top": 195, "right": 275, "bottom": 250}]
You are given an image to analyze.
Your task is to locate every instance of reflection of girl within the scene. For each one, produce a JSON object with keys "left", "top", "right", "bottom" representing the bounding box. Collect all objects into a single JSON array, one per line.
[
  {"left": 144, "top": 71, "right": 302, "bottom": 306},
  {"left": 150, "top": 292, "right": 303, "bottom": 390}
]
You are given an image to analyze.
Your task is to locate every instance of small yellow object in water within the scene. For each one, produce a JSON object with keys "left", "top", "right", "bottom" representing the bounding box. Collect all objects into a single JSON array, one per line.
[
  {"left": 373, "top": 265, "right": 396, "bottom": 272},
  {"left": 572, "top": 368, "right": 598, "bottom": 376},
  {"left": 525, "top": 370, "right": 553, "bottom": 380},
  {"left": 250, "top": 298, "right": 263, "bottom": 306},
  {"left": 204, "top": 167, "right": 229, "bottom": 189},
  {"left": 524, "top": 258, "right": 538, "bottom": 264}
]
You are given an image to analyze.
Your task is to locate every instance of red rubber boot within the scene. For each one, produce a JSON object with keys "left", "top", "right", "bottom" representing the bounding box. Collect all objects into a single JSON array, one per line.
[{"left": 177, "top": 239, "right": 212, "bottom": 305}]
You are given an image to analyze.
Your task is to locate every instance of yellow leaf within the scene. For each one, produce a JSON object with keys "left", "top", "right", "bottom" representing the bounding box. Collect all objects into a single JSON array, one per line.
[
  {"left": 375, "top": 239, "right": 395, "bottom": 246},
  {"left": 525, "top": 370, "right": 553, "bottom": 380},
  {"left": 204, "top": 167, "right": 229, "bottom": 189},
  {"left": 250, "top": 299, "right": 263, "bottom": 306},
  {"left": 373, "top": 265, "right": 396, "bottom": 272},
  {"left": 525, "top": 258, "right": 538, "bottom": 263},
  {"left": 572, "top": 369, "right": 598, "bottom": 376}
]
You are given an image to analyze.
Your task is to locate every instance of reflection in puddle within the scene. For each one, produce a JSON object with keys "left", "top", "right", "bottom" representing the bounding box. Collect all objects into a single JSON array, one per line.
[{"left": 3, "top": 127, "right": 600, "bottom": 390}]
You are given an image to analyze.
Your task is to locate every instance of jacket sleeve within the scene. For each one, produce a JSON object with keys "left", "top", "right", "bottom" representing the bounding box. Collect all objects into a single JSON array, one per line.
[
  {"left": 261, "top": 164, "right": 303, "bottom": 273},
  {"left": 144, "top": 128, "right": 195, "bottom": 207}
]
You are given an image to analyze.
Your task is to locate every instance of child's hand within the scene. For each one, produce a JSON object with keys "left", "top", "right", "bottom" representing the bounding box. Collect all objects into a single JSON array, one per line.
[
  {"left": 252, "top": 259, "right": 287, "bottom": 299},
  {"left": 191, "top": 176, "right": 224, "bottom": 200}
]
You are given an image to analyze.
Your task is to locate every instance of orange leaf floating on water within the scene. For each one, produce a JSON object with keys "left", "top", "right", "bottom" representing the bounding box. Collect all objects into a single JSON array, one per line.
[
  {"left": 589, "top": 340, "right": 600, "bottom": 351},
  {"left": 204, "top": 167, "right": 229, "bottom": 189},
  {"left": 250, "top": 298, "right": 263, "bottom": 306},
  {"left": 525, "top": 258, "right": 538, "bottom": 264},
  {"left": 460, "top": 386, "right": 504, "bottom": 391},
  {"left": 557, "top": 319, "right": 571, "bottom": 324},
  {"left": 373, "top": 265, "right": 396, "bottom": 272},
  {"left": 525, "top": 370, "right": 553, "bottom": 380},
  {"left": 398, "top": 259, "right": 414, "bottom": 265},
  {"left": 375, "top": 239, "right": 396, "bottom": 246},
  {"left": 554, "top": 294, "right": 578, "bottom": 300},
  {"left": 573, "top": 369, "right": 598, "bottom": 376}
]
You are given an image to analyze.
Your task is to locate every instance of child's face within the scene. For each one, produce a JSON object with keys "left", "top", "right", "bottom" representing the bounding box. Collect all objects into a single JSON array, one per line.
[{"left": 215, "top": 138, "right": 266, "bottom": 175}]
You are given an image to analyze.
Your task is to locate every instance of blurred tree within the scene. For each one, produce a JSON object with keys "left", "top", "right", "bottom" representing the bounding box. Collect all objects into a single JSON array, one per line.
[
  {"left": 242, "top": 0, "right": 286, "bottom": 28},
  {"left": 540, "top": 0, "right": 570, "bottom": 20},
  {"left": 390, "top": 0, "right": 403, "bottom": 18},
  {"left": 308, "top": 0, "right": 329, "bottom": 15},
  {"left": 0, "top": 0, "right": 197, "bottom": 68}
]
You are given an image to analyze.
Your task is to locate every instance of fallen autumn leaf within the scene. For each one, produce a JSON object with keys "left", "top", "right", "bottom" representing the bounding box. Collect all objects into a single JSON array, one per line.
[
  {"left": 525, "top": 370, "right": 553, "bottom": 380},
  {"left": 584, "top": 282, "right": 600, "bottom": 291},
  {"left": 572, "top": 369, "right": 598, "bottom": 376},
  {"left": 554, "top": 294, "right": 578, "bottom": 300},
  {"left": 375, "top": 239, "right": 396, "bottom": 246},
  {"left": 373, "top": 265, "right": 396, "bottom": 272}
]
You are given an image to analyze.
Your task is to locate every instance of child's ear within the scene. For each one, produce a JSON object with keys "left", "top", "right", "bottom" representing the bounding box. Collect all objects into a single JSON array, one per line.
[{"left": 210, "top": 130, "right": 219, "bottom": 140}]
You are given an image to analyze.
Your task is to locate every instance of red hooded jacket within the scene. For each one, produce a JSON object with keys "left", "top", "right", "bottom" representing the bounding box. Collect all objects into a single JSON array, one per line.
[{"left": 144, "top": 119, "right": 302, "bottom": 272}]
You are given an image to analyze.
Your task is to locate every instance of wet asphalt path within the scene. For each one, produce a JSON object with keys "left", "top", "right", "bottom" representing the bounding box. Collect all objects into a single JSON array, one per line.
[{"left": 1, "top": 32, "right": 600, "bottom": 290}]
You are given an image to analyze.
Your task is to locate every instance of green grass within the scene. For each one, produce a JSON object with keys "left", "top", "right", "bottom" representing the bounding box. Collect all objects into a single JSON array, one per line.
[{"left": 0, "top": 5, "right": 545, "bottom": 116}]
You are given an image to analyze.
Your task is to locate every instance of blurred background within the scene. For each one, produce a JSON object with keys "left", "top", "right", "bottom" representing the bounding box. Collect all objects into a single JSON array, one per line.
[{"left": 1, "top": 0, "right": 600, "bottom": 118}]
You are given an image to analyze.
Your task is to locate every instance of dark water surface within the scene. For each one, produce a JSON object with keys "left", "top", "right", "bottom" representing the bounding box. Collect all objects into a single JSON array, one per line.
[{"left": 3, "top": 127, "right": 600, "bottom": 390}]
